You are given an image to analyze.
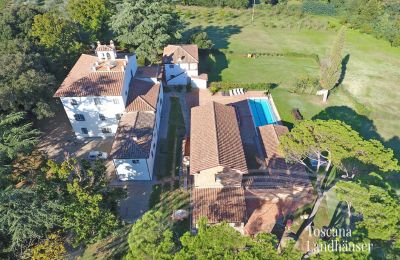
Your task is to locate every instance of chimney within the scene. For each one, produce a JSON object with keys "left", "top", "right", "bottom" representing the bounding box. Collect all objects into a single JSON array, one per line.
[
  {"left": 110, "top": 40, "right": 115, "bottom": 49},
  {"left": 123, "top": 60, "right": 127, "bottom": 66},
  {"left": 97, "top": 41, "right": 101, "bottom": 47},
  {"left": 125, "top": 55, "right": 129, "bottom": 62}
]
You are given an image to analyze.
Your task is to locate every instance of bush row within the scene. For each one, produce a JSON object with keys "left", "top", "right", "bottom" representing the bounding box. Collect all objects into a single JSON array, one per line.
[
  {"left": 209, "top": 82, "right": 277, "bottom": 94},
  {"left": 180, "top": 0, "right": 249, "bottom": 9}
]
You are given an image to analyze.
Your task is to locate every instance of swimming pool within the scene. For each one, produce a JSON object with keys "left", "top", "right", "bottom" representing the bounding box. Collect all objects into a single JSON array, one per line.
[{"left": 248, "top": 98, "right": 278, "bottom": 127}]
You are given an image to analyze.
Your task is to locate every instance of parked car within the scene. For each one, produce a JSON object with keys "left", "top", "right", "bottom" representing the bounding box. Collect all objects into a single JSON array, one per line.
[{"left": 88, "top": 151, "right": 108, "bottom": 160}]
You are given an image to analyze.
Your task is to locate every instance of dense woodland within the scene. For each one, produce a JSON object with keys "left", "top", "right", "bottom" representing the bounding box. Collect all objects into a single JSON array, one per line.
[{"left": 0, "top": 0, "right": 399, "bottom": 259}]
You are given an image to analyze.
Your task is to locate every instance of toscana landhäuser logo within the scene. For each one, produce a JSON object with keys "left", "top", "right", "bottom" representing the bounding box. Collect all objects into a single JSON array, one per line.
[{"left": 305, "top": 226, "right": 372, "bottom": 253}]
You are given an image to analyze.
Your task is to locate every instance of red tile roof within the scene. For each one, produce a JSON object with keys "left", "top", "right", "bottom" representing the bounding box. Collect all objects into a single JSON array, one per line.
[
  {"left": 192, "top": 187, "right": 246, "bottom": 224},
  {"left": 125, "top": 79, "right": 160, "bottom": 112},
  {"left": 163, "top": 44, "right": 199, "bottom": 64},
  {"left": 54, "top": 54, "right": 127, "bottom": 97},
  {"left": 110, "top": 112, "right": 155, "bottom": 159},
  {"left": 190, "top": 102, "right": 248, "bottom": 174},
  {"left": 258, "top": 125, "right": 289, "bottom": 169},
  {"left": 135, "top": 65, "right": 162, "bottom": 79}
]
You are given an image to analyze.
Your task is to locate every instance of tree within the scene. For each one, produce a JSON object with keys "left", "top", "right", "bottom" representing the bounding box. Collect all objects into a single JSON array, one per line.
[
  {"left": 0, "top": 188, "right": 61, "bottom": 255},
  {"left": 280, "top": 120, "right": 399, "bottom": 235},
  {"left": 110, "top": 0, "right": 183, "bottom": 63},
  {"left": 319, "top": 26, "right": 346, "bottom": 102},
  {"left": 335, "top": 180, "right": 400, "bottom": 243},
  {"left": 0, "top": 4, "right": 41, "bottom": 41},
  {"left": 0, "top": 112, "right": 40, "bottom": 164},
  {"left": 31, "top": 12, "right": 82, "bottom": 58},
  {"left": 176, "top": 218, "right": 250, "bottom": 259},
  {"left": 237, "top": 233, "right": 281, "bottom": 259},
  {"left": 24, "top": 233, "right": 66, "bottom": 260},
  {"left": 0, "top": 40, "right": 56, "bottom": 119},
  {"left": 67, "top": 0, "right": 111, "bottom": 41},
  {"left": 126, "top": 210, "right": 175, "bottom": 259},
  {"left": 188, "top": 31, "right": 213, "bottom": 49},
  {"left": 62, "top": 181, "right": 119, "bottom": 246}
]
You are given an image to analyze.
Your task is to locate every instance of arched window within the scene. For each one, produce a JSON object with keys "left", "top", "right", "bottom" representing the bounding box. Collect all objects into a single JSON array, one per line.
[{"left": 106, "top": 52, "right": 111, "bottom": 60}]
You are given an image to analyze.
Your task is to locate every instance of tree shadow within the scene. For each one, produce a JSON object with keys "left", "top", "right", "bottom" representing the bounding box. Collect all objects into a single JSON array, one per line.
[
  {"left": 336, "top": 54, "right": 350, "bottom": 87},
  {"left": 199, "top": 49, "right": 228, "bottom": 82},
  {"left": 312, "top": 106, "right": 400, "bottom": 160},
  {"left": 182, "top": 25, "right": 242, "bottom": 49},
  {"left": 328, "top": 201, "right": 347, "bottom": 229}
]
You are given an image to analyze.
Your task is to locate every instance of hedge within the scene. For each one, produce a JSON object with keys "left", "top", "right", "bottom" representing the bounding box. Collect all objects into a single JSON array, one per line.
[
  {"left": 209, "top": 82, "right": 276, "bottom": 94},
  {"left": 180, "top": 0, "right": 249, "bottom": 9}
]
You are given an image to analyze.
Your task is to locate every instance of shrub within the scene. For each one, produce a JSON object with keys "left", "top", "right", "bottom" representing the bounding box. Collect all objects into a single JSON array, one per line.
[
  {"left": 188, "top": 31, "right": 213, "bottom": 49},
  {"left": 302, "top": 0, "right": 336, "bottom": 16},
  {"left": 292, "top": 75, "right": 321, "bottom": 94}
]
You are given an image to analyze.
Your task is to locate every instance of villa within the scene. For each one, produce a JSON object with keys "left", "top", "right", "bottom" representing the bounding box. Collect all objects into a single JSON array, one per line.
[{"left": 54, "top": 41, "right": 163, "bottom": 181}]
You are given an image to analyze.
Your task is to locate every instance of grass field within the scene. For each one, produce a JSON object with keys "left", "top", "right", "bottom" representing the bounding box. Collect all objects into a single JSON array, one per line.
[{"left": 179, "top": 5, "right": 400, "bottom": 157}]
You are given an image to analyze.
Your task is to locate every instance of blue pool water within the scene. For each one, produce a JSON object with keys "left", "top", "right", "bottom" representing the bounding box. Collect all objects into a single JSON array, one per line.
[{"left": 248, "top": 98, "right": 278, "bottom": 127}]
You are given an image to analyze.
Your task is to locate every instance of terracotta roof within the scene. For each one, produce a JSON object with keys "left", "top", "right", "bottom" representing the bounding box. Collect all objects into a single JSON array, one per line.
[
  {"left": 96, "top": 41, "right": 115, "bottom": 51},
  {"left": 54, "top": 54, "right": 127, "bottom": 97},
  {"left": 163, "top": 44, "right": 199, "bottom": 64},
  {"left": 190, "top": 102, "right": 248, "bottom": 174},
  {"left": 125, "top": 79, "right": 160, "bottom": 112},
  {"left": 258, "top": 125, "right": 289, "bottom": 169},
  {"left": 192, "top": 187, "right": 246, "bottom": 224},
  {"left": 110, "top": 112, "right": 155, "bottom": 159},
  {"left": 135, "top": 66, "right": 162, "bottom": 79}
]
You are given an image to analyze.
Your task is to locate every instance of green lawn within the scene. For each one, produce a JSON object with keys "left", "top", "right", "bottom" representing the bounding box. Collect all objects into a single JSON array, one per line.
[
  {"left": 179, "top": 5, "right": 400, "bottom": 158},
  {"left": 156, "top": 96, "right": 186, "bottom": 179}
]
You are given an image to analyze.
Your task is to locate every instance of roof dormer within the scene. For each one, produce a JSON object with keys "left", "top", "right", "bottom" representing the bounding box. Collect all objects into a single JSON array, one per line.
[{"left": 96, "top": 40, "right": 117, "bottom": 61}]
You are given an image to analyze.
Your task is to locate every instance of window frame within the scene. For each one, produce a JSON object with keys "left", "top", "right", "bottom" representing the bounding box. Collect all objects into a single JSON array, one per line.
[
  {"left": 74, "top": 114, "right": 85, "bottom": 121},
  {"left": 101, "top": 127, "right": 112, "bottom": 134},
  {"left": 81, "top": 128, "right": 88, "bottom": 134}
]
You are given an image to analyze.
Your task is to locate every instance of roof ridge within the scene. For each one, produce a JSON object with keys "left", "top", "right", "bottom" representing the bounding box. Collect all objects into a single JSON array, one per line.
[
  {"left": 137, "top": 95, "right": 156, "bottom": 111},
  {"left": 212, "top": 102, "right": 221, "bottom": 166}
]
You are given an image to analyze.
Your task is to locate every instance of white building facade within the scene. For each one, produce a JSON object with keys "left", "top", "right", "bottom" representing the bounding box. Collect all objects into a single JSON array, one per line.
[
  {"left": 54, "top": 41, "right": 163, "bottom": 181},
  {"left": 162, "top": 44, "right": 208, "bottom": 89}
]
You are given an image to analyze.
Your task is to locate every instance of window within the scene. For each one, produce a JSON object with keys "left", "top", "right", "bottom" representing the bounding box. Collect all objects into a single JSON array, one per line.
[
  {"left": 132, "top": 160, "right": 139, "bottom": 164},
  {"left": 169, "top": 65, "right": 174, "bottom": 69},
  {"left": 71, "top": 99, "right": 78, "bottom": 106},
  {"left": 113, "top": 98, "right": 120, "bottom": 104},
  {"left": 116, "top": 114, "right": 122, "bottom": 120},
  {"left": 81, "top": 128, "right": 88, "bottom": 134},
  {"left": 94, "top": 98, "right": 102, "bottom": 105},
  {"left": 101, "top": 127, "right": 112, "bottom": 134},
  {"left": 99, "top": 114, "right": 106, "bottom": 121},
  {"left": 74, "top": 114, "right": 85, "bottom": 121}
]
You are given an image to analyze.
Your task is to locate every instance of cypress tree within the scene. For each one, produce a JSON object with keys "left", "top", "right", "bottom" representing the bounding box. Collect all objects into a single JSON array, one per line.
[{"left": 320, "top": 26, "right": 346, "bottom": 91}]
